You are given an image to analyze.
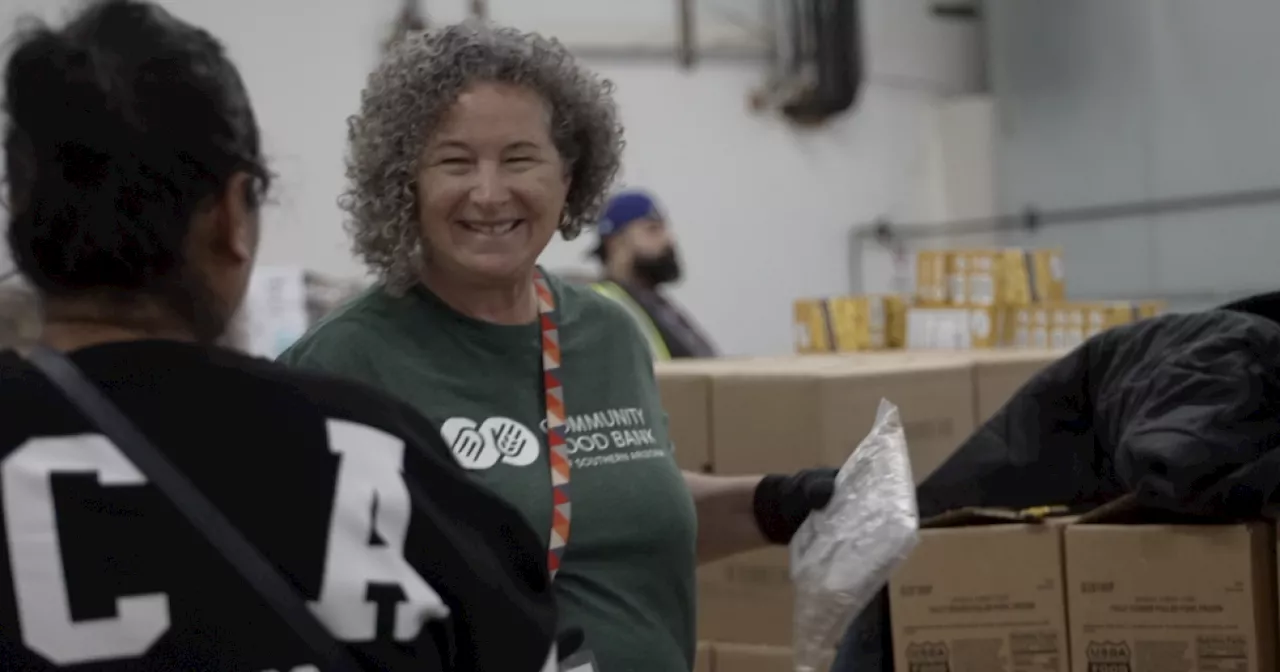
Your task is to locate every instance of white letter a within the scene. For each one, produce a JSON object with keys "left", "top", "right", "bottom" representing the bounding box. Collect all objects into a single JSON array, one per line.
[{"left": 310, "top": 420, "right": 449, "bottom": 641}]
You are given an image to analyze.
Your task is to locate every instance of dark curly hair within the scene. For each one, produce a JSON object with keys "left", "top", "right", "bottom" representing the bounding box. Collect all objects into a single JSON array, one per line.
[{"left": 2, "top": 0, "right": 270, "bottom": 336}]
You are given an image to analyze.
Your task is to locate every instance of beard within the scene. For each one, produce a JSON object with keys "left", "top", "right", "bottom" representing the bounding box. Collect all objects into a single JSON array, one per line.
[{"left": 633, "top": 246, "right": 682, "bottom": 287}]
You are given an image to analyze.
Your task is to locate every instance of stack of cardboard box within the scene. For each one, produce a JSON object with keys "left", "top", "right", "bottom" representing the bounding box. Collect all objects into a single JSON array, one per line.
[
  {"left": 890, "top": 500, "right": 1277, "bottom": 672},
  {"left": 656, "top": 348, "right": 1067, "bottom": 670},
  {"left": 793, "top": 248, "right": 1167, "bottom": 354}
]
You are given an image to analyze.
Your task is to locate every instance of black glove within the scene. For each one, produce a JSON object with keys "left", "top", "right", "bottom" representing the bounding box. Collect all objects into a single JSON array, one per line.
[{"left": 753, "top": 468, "right": 838, "bottom": 544}]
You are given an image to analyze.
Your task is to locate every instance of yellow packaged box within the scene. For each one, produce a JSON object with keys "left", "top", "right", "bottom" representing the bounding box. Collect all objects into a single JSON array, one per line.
[
  {"left": 793, "top": 296, "right": 899, "bottom": 353},
  {"left": 946, "top": 251, "right": 969, "bottom": 306},
  {"left": 827, "top": 295, "right": 889, "bottom": 351},
  {"left": 906, "top": 307, "right": 1008, "bottom": 349},
  {"left": 963, "top": 248, "right": 1065, "bottom": 307},
  {"left": 916, "top": 249, "right": 950, "bottom": 306},
  {"left": 792, "top": 299, "right": 832, "bottom": 354},
  {"left": 1027, "top": 248, "right": 1066, "bottom": 302},
  {"left": 1006, "top": 305, "right": 1052, "bottom": 349},
  {"left": 1048, "top": 303, "right": 1087, "bottom": 350},
  {"left": 885, "top": 295, "right": 908, "bottom": 348}
]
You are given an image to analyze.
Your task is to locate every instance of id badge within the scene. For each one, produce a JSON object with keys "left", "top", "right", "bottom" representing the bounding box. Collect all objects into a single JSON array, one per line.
[{"left": 559, "top": 649, "right": 600, "bottom": 672}]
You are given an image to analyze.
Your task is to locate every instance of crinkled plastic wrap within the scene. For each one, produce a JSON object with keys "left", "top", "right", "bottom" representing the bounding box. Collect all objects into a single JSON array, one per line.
[{"left": 789, "top": 399, "right": 920, "bottom": 672}]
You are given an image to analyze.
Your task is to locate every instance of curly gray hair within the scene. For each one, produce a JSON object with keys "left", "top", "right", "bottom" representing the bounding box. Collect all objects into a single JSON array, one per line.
[{"left": 341, "top": 22, "right": 625, "bottom": 292}]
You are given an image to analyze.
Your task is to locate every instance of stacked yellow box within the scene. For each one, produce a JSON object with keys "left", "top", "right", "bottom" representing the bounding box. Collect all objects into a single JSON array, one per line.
[
  {"left": 901, "top": 247, "right": 1166, "bottom": 350},
  {"left": 792, "top": 294, "right": 907, "bottom": 353},
  {"left": 792, "top": 248, "right": 1166, "bottom": 354},
  {"left": 906, "top": 248, "right": 1067, "bottom": 350}
]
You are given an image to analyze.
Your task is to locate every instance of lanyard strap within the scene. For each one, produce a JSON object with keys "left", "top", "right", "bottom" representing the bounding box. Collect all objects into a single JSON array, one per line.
[{"left": 534, "top": 270, "right": 571, "bottom": 579}]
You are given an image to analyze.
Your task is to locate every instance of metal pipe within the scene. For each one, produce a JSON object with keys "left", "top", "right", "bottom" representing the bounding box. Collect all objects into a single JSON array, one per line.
[{"left": 855, "top": 185, "right": 1280, "bottom": 241}]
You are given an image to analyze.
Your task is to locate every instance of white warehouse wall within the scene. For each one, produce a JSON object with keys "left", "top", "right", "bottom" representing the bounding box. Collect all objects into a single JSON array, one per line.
[{"left": 0, "top": 0, "right": 992, "bottom": 355}]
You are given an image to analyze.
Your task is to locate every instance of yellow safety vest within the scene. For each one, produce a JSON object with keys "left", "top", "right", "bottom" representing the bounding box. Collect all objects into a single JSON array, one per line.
[{"left": 590, "top": 281, "right": 672, "bottom": 361}]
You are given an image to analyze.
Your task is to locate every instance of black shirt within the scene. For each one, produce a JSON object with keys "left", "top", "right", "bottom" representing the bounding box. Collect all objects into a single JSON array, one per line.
[{"left": 0, "top": 340, "right": 556, "bottom": 671}]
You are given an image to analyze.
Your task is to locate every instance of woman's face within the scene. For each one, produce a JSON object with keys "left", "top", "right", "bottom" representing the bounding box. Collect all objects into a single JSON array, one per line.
[{"left": 416, "top": 81, "right": 570, "bottom": 286}]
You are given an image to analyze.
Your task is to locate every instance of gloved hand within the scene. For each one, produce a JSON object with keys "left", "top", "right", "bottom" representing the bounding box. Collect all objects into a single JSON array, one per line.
[{"left": 753, "top": 468, "right": 838, "bottom": 544}]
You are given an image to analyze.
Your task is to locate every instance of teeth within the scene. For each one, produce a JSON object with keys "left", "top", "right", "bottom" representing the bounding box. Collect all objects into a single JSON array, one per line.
[{"left": 462, "top": 220, "right": 519, "bottom": 235}]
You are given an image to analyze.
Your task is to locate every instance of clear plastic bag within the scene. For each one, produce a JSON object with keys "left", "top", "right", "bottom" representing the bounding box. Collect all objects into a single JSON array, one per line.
[{"left": 789, "top": 399, "right": 920, "bottom": 672}]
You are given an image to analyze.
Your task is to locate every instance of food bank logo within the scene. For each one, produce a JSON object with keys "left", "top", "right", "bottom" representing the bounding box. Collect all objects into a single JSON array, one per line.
[
  {"left": 1086, "top": 641, "right": 1131, "bottom": 672},
  {"left": 442, "top": 417, "right": 539, "bottom": 470}
]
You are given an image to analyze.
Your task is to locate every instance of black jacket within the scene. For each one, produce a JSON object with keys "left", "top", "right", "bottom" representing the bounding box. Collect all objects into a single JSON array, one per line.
[
  {"left": 0, "top": 341, "right": 557, "bottom": 671},
  {"left": 835, "top": 304, "right": 1280, "bottom": 672},
  {"left": 920, "top": 308, "right": 1280, "bottom": 519}
]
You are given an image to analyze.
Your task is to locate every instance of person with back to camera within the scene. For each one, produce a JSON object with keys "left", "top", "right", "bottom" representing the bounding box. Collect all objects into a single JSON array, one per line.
[
  {"left": 278, "top": 21, "right": 838, "bottom": 671},
  {"left": 0, "top": 1, "right": 560, "bottom": 670}
]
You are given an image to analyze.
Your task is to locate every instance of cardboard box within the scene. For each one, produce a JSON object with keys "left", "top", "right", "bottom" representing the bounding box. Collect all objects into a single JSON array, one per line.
[
  {"left": 654, "top": 364, "right": 714, "bottom": 473},
  {"left": 1065, "top": 501, "right": 1278, "bottom": 672},
  {"left": 972, "top": 350, "right": 1066, "bottom": 424},
  {"left": 698, "top": 547, "right": 793, "bottom": 646},
  {"left": 709, "top": 358, "right": 975, "bottom": 481},
  {"left": 695, "top": 642, "right": 712, "bottom": 672},
  {"left": 697, "top": 356, "right": 974, "bottom": 646},
  {"left": 711, "top": 643, "right": 834, "bottom": 672},
  {"left": 890, "top": 508, "right": 1072, "bottom": 672}
]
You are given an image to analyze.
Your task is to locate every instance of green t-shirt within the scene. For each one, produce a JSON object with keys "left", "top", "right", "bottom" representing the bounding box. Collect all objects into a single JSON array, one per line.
[{"left": 278, "top": 272, "right": 697, "bottom": 672}]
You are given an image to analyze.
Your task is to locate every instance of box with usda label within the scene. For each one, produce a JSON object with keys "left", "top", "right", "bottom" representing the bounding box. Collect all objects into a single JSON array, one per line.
[
  {"left": 890, "top": 507, "right": 1072, "bottom": 672},
  {"left": 1064, "top": 498, "right": 1277, "bottom": 672}
]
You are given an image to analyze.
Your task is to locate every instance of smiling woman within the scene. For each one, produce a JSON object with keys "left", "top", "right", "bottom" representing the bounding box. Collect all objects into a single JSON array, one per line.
[
  {"left": 279, "top": 21, "right": 836, "bottom": 672},
  {"left": 415, "top": 82, "right": 571, "bottom": 318}
]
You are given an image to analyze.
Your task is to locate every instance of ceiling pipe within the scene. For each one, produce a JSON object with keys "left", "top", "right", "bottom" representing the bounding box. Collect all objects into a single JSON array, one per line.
[{"left": 676, "top": 0, "right": 697, "bottom": 68}]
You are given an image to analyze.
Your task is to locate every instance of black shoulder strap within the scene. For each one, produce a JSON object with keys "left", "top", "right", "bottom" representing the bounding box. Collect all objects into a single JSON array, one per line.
[{"left": 27, "top": 345, "right": 365, "bottom": 672}]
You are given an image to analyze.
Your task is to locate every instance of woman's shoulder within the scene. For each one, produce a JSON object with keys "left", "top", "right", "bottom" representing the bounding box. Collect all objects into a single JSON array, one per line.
[{"left": 277, "top": 285, "right": 407, "bottom": 373}]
